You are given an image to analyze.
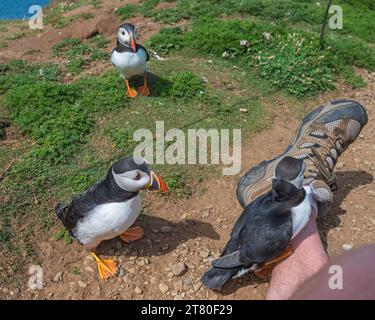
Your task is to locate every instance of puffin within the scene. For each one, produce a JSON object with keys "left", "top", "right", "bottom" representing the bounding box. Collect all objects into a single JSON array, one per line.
[
  {"left": 201, "top": 157, "right": 317, "bottom": 290},
  {"left": 111, "top": 23, "right": 150, "bottom": 98},
  {"left": 55, "top": 156, "right": 168, "bottom": 280}
]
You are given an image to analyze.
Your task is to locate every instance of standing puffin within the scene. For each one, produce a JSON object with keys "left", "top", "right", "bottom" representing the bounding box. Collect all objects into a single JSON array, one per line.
[
  {"left": 55, "top": 156, "right": 168, "bottom": 280},
  {"left": 111, "top": 23, "right": 150, "bottom": 98},
  {"left": 201, "top": 157, "right": 316, "bottom": 290}
]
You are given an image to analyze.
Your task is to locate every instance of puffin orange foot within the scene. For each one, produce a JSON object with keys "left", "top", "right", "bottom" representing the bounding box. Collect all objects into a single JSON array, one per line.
[
  {"left": 137, "top": 84, "right": 150, "bottom": 96},
  {"left": 91, "top": 252, "right": 117, "bottom": 280},
  {"left": 120, "top": 226, "right": 144, "bottom": 244},
  {"left": 254, "top": 246, "right": 293, "bottom": 279},
  {"left": 125, "top": 80, "right": 138, "bottom": 98}
]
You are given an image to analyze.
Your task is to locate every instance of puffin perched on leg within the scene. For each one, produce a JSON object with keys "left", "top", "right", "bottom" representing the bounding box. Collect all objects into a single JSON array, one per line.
[
  {"left": 55, "top": 156, "right": 168, "bottom": 280},
  {"left": 111, "top": 23, "right": 150, "bottom": 98},
  {"left": 201, "top": 157, "right": 317, "bottom": 290}
]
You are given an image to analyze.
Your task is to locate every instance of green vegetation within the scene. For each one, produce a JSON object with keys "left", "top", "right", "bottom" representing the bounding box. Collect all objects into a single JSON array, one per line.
[
  {"left": 44, "top": 0, "right": 100, "bottom": 29},
  {"left": 115, "top": 0, "right": 161, "bottom": 20},
  {"left": 52, "top": 37, "right": 108, "bottom": 74},
  {"left": 147, "top": 15, "right": 375, "bottom": 96}
]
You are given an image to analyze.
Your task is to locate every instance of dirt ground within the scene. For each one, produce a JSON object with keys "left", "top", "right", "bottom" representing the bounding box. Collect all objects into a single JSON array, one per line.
[{"left": 1, "top": 0, "right": 374, "bottom": 300}]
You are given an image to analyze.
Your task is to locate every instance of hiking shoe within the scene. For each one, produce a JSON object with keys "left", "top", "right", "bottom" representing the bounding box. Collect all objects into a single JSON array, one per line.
[
  {"left": 237, "top": 99, "right": 368, "bottom": 208},
  {"left": 310, "top": 180, "right": 333, "bottom": 217}
]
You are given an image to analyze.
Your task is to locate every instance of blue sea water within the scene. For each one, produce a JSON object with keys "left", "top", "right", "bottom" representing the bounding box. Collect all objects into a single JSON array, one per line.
[{"left": 0, "top": 0, "right": 51, "bottom": 20}]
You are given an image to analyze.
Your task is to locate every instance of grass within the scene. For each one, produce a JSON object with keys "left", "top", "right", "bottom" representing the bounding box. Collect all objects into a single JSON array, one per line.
[
  {"left": 146, "top": 16, "right": 375, "bottom": 96},
  {"left": 44, "top": 0, "right": 100, "bottom": 29},
  {"left": 52, "top": 37, "right": 109, "bottom": 74},
  {"left": 0, "top": 54, "right": 269, "bottom": 287}
]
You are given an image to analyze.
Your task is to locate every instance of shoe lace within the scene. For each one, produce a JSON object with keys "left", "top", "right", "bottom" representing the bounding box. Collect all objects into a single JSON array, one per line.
[{"left": 301, "top": 127, "right": 345, "bottom": 190}]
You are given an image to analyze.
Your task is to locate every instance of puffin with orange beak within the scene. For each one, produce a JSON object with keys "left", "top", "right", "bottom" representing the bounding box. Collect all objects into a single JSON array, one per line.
[
  {"left": 111, "top": 23, "right": 150, "bottom": 98},
  {"left": 55, "top": 156, "right": 168, "bottom": 280}
]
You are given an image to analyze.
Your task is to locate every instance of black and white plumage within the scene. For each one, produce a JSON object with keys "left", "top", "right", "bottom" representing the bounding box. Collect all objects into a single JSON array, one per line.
[
  {"left": 55, "top": 156, "right": 168, "bottom": 250},
  {"left": 111, "top": 23, "right": 150, "bottom": 97},
  {"left": 201, "top": 157, "right": 315, "bottom": 290}
]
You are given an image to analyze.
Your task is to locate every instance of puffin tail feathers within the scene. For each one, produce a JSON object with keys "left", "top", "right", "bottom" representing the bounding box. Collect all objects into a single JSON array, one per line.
[
  {"left": 201, "top": 267, "right": 237, "bottom": 291},
  {"left": 55, "top": 203, "right": 67, "bottom": 222}
]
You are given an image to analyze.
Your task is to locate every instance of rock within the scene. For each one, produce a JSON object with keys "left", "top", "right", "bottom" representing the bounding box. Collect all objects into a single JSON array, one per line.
[
  {"left": 200, "top": 251, "right": 210, "bottom": 258},
  {"left": 151, "top": 229, "right": 159, "bottom": 234},
  {"left": 173, "top": 280, "right": 183, "bottom": 291},
  {"left": 78, "top": 280, "right": 88, "bottom": 288},
  {"left": 108, "top": 249, "right": 115, "bottom": 255},
  {"left": 208, "top": 60, "right": 213, "bottom": 64},
  {"left": 183, "top": 278, "right": 193, "bottom": 286},
  {"left": 53, "top": 272, "right": 63, "bottom": 283},
  {"left": 118, "top": 268, "right": 125, "bottom": 277},
  {"left": 239, "top": 108, "right": 248, "bottom": 113},
  {"left": 201, "top": 76, "right": 209, "bottom": 83},
  {"left": 342, "top": 244, "right": 353, "bottom": 251},
  {"left": 158, "top": 283, "right": 170, "bottom": 294},
  {"left": 84, "top": 267, "right": 94, "bottom": 273},
  {"left": 161, "top": 226, "right": 172, "bottom": 233},
  {"left": 193, "top": 283, "right": 202, "bottom": 291},
  {"left": 367, "top": 190, "right": 375, "bottom": 197},
  {"left": 190, "top": 255, "right": 202, "bottom": 266},
  {"left": 134, "top": 286, "right": 143, "bottom": 294},
  {"left": 201, "top": 210, "right": 210, "bottom": 218},
  {"left": 174, "top": 295, "right": 183, "bottom": 300},
  {"left": 171, "top": 262, "right": 187, "bottom": 276},
  {"left": 336, "top": 162, "right": 344, "bottom": 169},
  {"left": 161, "top": 244, "right": 169, "bottom": 251}
]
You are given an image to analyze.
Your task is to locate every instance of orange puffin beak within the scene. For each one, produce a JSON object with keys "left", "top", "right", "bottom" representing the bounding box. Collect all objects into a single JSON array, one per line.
[
  {"left": 131, "top": 32, "right": 136, "bottom": 52},
  {"left": 147, "top": 171, "right": 169, "bottom": 192}
]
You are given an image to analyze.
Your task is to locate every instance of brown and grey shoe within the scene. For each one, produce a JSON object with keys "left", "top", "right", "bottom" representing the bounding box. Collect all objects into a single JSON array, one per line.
[
  {"left": 310, "top": 180, "right": 333, "bottom": 217},
  {"left": 237, "top": 99, "right": 368, "bottom": 208}
]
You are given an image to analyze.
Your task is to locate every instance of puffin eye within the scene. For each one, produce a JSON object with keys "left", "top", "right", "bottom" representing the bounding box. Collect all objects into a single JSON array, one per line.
[
  {"left": 121, "top": 31, "right": 125, "bottom": 36},
  {"left": 134, "top": 172, "right": 141, "bottom": 180}
]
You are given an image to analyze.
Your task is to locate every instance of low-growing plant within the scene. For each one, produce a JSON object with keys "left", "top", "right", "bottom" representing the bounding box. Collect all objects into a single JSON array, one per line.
[
  {"left": 115, "top": 4, "right": 140, "bottom": 20},
  {"left": 52, "top": 38, "right": 108, "bottom": 74},
  {"left": 168, "top": 71, "right": 204, "bottom": 98}
]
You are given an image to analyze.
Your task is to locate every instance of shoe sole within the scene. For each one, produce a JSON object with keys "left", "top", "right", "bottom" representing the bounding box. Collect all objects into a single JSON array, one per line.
[{"left": 236, "top": 99, "right": 368, "bottom": 208}]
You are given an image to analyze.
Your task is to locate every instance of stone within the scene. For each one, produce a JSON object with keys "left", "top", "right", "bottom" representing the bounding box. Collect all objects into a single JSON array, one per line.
[
  {"left": 173, "top": 280, "right": 183, "bottom": 291},
  {"left": 171, "top": 262, "right": 187, "bottom": 276},
  {"left": 336, "top": 162, "right": 344, "bottom": 169},
  {"left": 78, "top": 280, "right": 87, "bottom": 288},
  {"left": 84, "top": 267, "right": 94, "bottom": 273},
  {"left": 199, "top": 251, "right": 210, "bottom": 258},
  {"left": 158, "top": 283, "right": 170, "bottom": 294},
  {"left": 53, "top": 272, "right": 63, "bottom": 283},
  {"left": 183, "top": 278, "right": 193, "bottom": 286},
  {"left": 367, "top": 190, "right": 375, "bottom": 197},
  {"left": 134, "top": 286, "right": 143, "bottom": 294},
  {"left": 342, "top": 244, "right": 353, "bottom": 251},
  {"left": 193, "top": 283, "right": 202, "bottom": 291}
]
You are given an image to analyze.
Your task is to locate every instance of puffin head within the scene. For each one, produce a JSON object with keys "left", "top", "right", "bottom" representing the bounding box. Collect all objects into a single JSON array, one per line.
[
  {"left": 117, "top": 23, "right": 137, "bottom": 52},
  {"left": 111, "top": 156, "right": 169, "bottom": 193},
  {"left": 272, "top": 157, "right": 305, "bottom": 202}
]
